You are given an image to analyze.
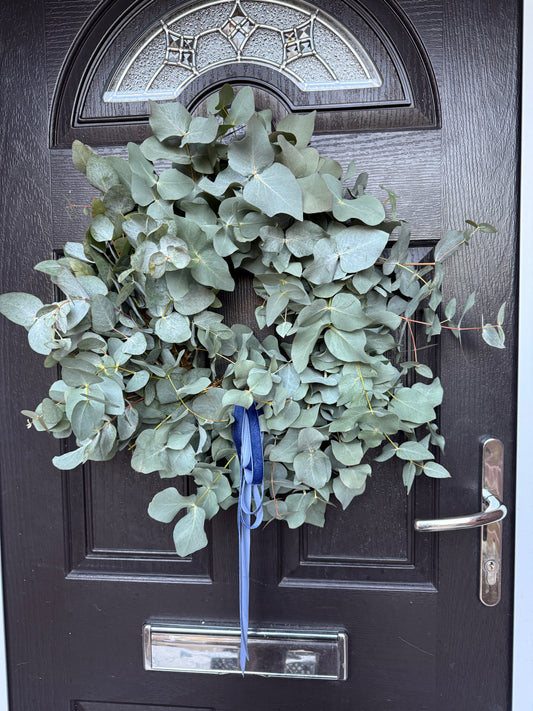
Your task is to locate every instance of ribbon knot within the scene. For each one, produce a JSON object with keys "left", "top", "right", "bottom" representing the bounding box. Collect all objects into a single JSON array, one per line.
[{"left": 233, "top": 403, "right": 264, "bottom": 675}]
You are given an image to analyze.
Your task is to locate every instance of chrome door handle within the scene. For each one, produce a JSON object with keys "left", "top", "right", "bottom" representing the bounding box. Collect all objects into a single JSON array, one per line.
[
  {"left": 414, "top": 488, "right": 507, "bottom": 532},
  {"left": 414, "top": 437, "right": 505, "bottom": 606}
]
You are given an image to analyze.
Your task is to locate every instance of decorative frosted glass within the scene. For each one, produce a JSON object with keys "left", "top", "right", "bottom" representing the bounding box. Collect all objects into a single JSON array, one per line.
[{"left": 103, "top": 0, "right": 382, "bottom": 103}]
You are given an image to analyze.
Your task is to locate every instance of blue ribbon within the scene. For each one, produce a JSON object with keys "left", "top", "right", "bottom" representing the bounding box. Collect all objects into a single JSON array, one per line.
[{"left": 233, "top": 403, "right": 264, "bottom": 675}]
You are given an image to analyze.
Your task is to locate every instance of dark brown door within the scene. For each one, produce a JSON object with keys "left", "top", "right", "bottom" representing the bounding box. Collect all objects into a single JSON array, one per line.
[{"left": 0, "top": 1, "right": 519, "bottom": 709}]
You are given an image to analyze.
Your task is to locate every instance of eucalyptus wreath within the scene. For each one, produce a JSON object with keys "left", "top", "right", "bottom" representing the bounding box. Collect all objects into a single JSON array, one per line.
[{"left": 0, "top": 86, "right": 504, "bottom": 556}]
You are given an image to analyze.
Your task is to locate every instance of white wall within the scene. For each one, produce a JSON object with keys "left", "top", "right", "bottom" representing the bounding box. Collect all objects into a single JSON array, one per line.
[
  {"left": 512, "top": 1, "right": 533, "bottom": 708},
  {"left": 0, "top": 534, "right": 7, "bottom": 708}
]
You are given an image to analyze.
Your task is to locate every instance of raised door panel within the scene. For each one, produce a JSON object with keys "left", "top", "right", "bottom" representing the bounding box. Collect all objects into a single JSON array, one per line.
[
  {"left": 65, "top": 457, "right": 213, "bottom": 580},
  {"left": 280, "top": 464, "right": 437, "bottom": 588}
]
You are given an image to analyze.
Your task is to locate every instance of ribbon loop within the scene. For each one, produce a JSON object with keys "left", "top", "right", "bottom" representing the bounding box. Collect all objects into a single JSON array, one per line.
[{"left": 233, "top": 403, "right": 264, "bottom": 674}]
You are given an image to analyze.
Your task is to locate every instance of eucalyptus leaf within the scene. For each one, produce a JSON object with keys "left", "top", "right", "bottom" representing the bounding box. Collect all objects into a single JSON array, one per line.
[
  {"left": 297, "top": 427, "right": 326, "bottom": 451},
  {"left": 323, "top": 174, "right": 385, "bottom": 224},
  {"left": 339, "top": 464, "right": 371, "bottom": 488},
  {"left": 422, "top": 461, "right": 451, "bottom": 478},
  {"left": 155, "top": 312, "right": 191, "bottom": 343},
  {"left": 276, "top": 111, "right": 316, "bottom": 147},
  {"left": 396, "top": 441, "right": 434, "bottom": 461},
  {"left": 148, "top": 487, "right": 196, "bottom": 523},
  {"left": 72, "top": 140, "right": 97, "bottom": 174},
  {"left": 71, "top": 398, "right": 105, "bottom": 441},
  {"left": 482, "top": 322, "right": 505, "bottom": 348},
  {"left": 222, "top": 86, "right": 255, "bottom": 127},
  {"left": 298, "top": 174, "right": 333, "bottom": 213},
  {"left": 228, "top": 114, "right": 275, "bottom": 176},
  {"left": 329, "top": 293, "right": 370, "bottom": 330},
  {"left": 294, "top": 450, "right": 331, "bottom": 489},
  {"left": 190, "top": 247, "right": 235, "bottom": 291},
  {"left": 336, "top": 226, "right": 389, "bottom": 272},
  {"left": 325, "top": 328, "right": 367, "bottom": 362},
  {"left": 331, "top": 440, "right": 364, "bottom": 466},
  {"left": 123, "top": 331, "right": 147, "bottom": 355},
  {"left": 0, "top": 292, "right": 43, "bottom": 328},
  {"left": 126, "top": 370, "right": 150, "bottom": 393},
  {"left": 302, "top": 238, "right": 339, "bottom": 285},
  {"left": 403, "top": 461, "right": 416, "bottom": 492},
  {"left": 173, "top": 506, "right": 207, "bottom": 556},
  {"left": 149, "top": 100, "right": 191, "bottom": 140},
  {"left": 182, "top": 116, "right": 219, "bottom": 145},
  {"left": 390, "top": 381, "right": 443, "bottom": 426},
  {"left": 52, "top": 446, "right": 87, "bottom": 470},
  {"left": 157, "top": 169, "right": 195, "bottom": 201},
  {"left": 291, "top": 320, "right": 327, "bottom": 373},
  {"left": 269, "top": 429, "right": 299, "bottom": 463},
  {"left": 128, "top": 142, "right": 157, "bottom": 185},
  {"left": 434, "top": 230, "right": 465, "bottom": 262},
  {"left": 86, "top": 155, "right": 120, "bottom": 192},
  {"left": 243, "top": 163, "right": 303, "bottom": 220},
  {"left": 91, "top": 294, "right": 117, "bottom": 332},
  {"left": 333, "top": 477, "right": 363, "bottom": 509}
]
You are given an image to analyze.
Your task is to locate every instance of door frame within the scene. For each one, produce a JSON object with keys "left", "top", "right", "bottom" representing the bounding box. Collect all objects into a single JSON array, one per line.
[{"left": 0, "top": 3, "right": 529, "bottom": 708}]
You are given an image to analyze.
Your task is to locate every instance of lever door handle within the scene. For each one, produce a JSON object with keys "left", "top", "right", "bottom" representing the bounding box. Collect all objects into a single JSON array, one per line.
[
  {"left": 414, "top": 488, "right": 507, "bottom": 532},
  {"left": 413, "top": 437, "right": 505, "bottom": 606}
]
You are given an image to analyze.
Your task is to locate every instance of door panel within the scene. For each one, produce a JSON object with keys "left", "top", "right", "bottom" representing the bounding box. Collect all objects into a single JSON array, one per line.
[
  {"left": 0, "top": 1, "right": 519, "bottom": 709},
  {"left": 65, "top": 459, "right": 213, "bottom": 580}
]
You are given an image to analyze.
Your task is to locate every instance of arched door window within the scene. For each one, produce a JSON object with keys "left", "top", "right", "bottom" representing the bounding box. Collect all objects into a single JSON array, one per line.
[
  {"left": 103, "top": 0, "right": 382, "bottom": 103},
  {"left": 50, "top": 0, "right": 439, "bottom": 146}
]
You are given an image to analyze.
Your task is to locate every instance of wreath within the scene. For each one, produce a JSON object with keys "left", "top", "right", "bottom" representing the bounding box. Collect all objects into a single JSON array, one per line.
[{"left": 0, "top": 85, "right": 504, "bottom": 558}]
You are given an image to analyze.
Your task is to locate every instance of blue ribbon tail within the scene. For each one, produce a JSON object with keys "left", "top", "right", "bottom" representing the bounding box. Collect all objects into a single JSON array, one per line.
[{"left": 233, "top": 404, "right": 264, "bottom": 675}]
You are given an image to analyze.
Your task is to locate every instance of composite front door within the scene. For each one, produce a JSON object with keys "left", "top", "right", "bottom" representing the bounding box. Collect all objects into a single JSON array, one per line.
[{"left": 0, "top": 0, "right": 519, "bottom": 709}]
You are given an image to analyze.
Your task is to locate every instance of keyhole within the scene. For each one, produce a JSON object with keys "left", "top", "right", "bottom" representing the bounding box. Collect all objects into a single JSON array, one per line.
[{"left": 484, "top": 558, "right": 499, "bottom": 586}]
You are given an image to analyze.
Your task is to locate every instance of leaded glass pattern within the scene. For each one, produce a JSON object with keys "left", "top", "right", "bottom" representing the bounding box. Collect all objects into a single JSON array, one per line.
[{"left": 103, "top": 0, "right": 382, "bottom": 103}]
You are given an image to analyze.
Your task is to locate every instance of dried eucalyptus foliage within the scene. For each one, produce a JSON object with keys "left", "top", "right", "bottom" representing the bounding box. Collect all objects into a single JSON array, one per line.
[{"left": 0, "top": 86, "right": 504, "bottom": 556}]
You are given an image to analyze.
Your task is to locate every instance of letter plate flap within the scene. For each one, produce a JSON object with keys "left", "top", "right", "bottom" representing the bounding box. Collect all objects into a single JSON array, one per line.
[{"left": 143, "top": 624, "right": 348, "bottom": 680}]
